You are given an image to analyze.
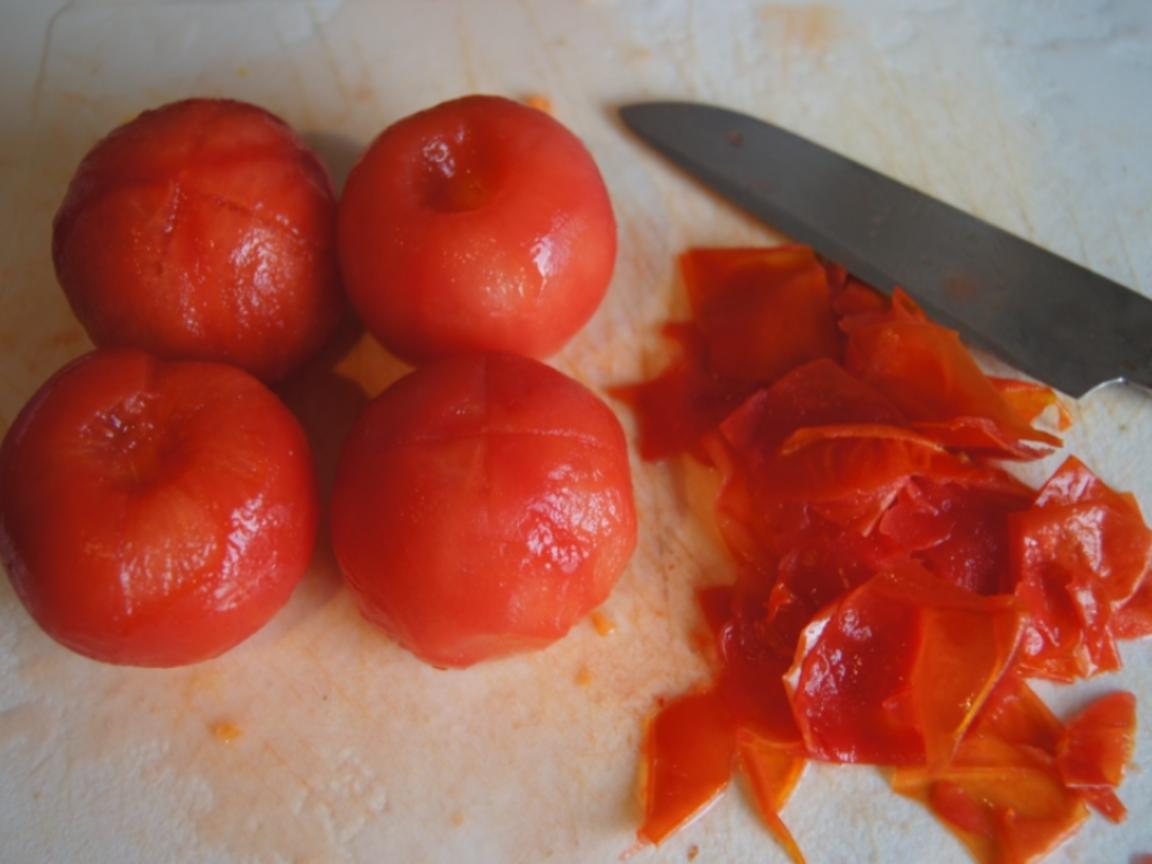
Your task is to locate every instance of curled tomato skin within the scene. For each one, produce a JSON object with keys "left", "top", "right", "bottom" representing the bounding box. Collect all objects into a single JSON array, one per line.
[
  {"left": 0, "top": 349, "right": 318, "bottom": 666},
  {"left": 892, "top": 675, "right": 1091, "bottom": 864},
  {"left": 52, "top": 98, "right": 343, "bottom": 382},
  {"left": 338, "top": 95, "right": 616, "bottom": 363},
  {"left": 1011, "top": 457, "right": 1152, "bottom": 681},
  {"left": 681, "top": 246, "right": 840, "bottom": 383},
  {"left": 736, "top": 729, "right": 807, "bottom": 864},
  {"left": 784, "top": 565, "right": 1021, "bottom": 767},
  {"left": 330, "top": 353, "right": 636, "bottom": 668},
  {"left": 610, "top": 324, "right": 748, "bottom": 461},
  {"left": 880, "top": 479, "right": 1032, "bottom": 596},
  {"left": 1056, "top": 691, "right": 1136, "bottom": 822},
  {"left": 842, "top": 289, "right": 1060, "bottom": 456},
  {"left": 638, "top": 688, "right": 737, "bottom": 845},
  {"left": 619, "top": 246, "right": 1149, "bottom": 860}
]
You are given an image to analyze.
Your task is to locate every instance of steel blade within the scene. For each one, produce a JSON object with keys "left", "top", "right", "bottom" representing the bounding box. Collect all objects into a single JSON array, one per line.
[{"left": 620, "top": 101, "right": 1152, "bottom": 397}]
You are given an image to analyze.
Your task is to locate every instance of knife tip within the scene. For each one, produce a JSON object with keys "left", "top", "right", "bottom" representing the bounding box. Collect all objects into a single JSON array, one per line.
[
  {"left": 615, "top": 101, "right": 690, "bottom": 137},
  {"left": 615, "top": 102, "right": 666, "bottom": 140},
  {"left": 615, "top": 101, "right": 650, "bottom": 125},
  {"left": 616, "top": 100, "right": 746, "bottom": 137}
]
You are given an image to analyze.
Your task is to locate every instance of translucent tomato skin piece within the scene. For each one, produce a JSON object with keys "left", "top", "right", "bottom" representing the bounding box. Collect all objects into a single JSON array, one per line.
[
  {"left": 0, "top": 349, "right": 318, "bottom": 666},
  {"left": 638, "top": 687, "right": 737, "bottom": 845},
  {"left": 785, "top": 566, "right": 1021, "bottom": 767},
  {"left": 892, "top": 675, "right": 1091, "bottom": 864},
  {"left": 880, "top": 480, "right": 1033, "bottom": 596},
  {"left": 737, "top": 728, "right": 808, "bottom": 864},
  {"left": 641, "top": 586, "right": 808, "bottom": 859},
  {"left": 786, "top": 576, "right": 924, "bottom": 764},
  {"left": 718, "top": 359, "right": 906, "bottom": 456},
  {"left": 714, "top": 580, "right": 807, "bottom": 742},
  {"left": 330, "top": 353, "right": 637, "bottom": 668},
  {"left": 338, "top": 95, "right": 616, "bottom": 363},
  {"left": 1056, "top": 690, "right": 1136, "bottom": 822},
  {"left": 990, "top": 378, "right": 1072, "bottom": 431},
  {"left": 613, "top": 244, "right": 856, "bottom": 461},
  {"left": 1114, "top": 577, "right": 1152, "bottom": 639},
  {"left": 760, "top": 528, "right": 898, "bottom": 658},
  {"left": 681, "top": 246, "right": 841, "bottom": 384},
  {"left": 610, "top": 324, "right": 750, "bottom": 461},
  {"left": 619, "top": 248, "right": 1149, "bottom": 859},
  {"left": 1011, "top": 457, "right": 1152, "bottom": 681},
  {"left": 925, "top": 770, "right": 1088, "bottom": 864},
  {"left": 842, "top": 289, "right": 1060, "bottom": 456},
  {"left": 52, "top": 98, "right": 343, "bottom": 382}
]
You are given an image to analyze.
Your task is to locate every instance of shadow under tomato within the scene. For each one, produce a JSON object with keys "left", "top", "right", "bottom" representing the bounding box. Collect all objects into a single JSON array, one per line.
[
  {"left": 275, "top": 319, "right": 357, "bottom": 588},
  {"left": 301, "top": 130, "right": 364, "bottom": 195},
  {"left": 275, "top": 307, "right": 415, "bottom": 612}
]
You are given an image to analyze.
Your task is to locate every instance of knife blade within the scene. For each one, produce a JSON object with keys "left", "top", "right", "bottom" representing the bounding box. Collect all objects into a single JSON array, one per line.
[{"left": 619, "top": 101, "right": 1152, "bottom": 397}]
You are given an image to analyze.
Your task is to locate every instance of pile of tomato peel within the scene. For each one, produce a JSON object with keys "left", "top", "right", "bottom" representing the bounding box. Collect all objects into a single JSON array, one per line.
[{"left": 616, "top": 246, "right": 1151, "bottom": 863}]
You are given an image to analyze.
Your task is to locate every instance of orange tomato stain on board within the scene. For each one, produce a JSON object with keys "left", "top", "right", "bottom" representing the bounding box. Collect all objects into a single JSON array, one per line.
[
  {"left": 523, "top": 94, "right": 553, "bottom": 114},
  {"left": 759, "top": 3, "right": 838, "bottom": 54},
  {"left": 590, "top": 609, "right": 616, "bottom": 636},
  {"left": 211, "top": 722, "right": 244, "bottom": 744}
]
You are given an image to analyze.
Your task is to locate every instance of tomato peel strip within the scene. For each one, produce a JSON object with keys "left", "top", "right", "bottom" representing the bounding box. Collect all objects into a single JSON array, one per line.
[{"left": 620, "top": 247, "right": 1148, "bottom": 863}]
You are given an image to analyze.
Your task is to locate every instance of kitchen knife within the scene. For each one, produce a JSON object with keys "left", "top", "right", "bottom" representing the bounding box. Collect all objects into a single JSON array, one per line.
[{"left": 619, "top": 101, "right": 1152, "bottom": 397}]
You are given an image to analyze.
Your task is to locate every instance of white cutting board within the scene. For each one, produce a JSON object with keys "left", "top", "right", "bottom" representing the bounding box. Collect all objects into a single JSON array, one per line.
[{"left": 1, "top": 1, "right": 1150, "bottom": 862}]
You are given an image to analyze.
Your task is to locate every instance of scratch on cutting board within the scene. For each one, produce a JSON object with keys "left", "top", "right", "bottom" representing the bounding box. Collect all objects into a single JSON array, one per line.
[
  {"left": 639, "top": 488, "right": 720, "bottom": 623},
  {"left": 985, "top": 87, "right": 1037, "bottom": 239},
  {"left": 515, "top": 0, "right": 550, "bottom": 63},
  {"left": 510, "top": 0, "right": 575, "bottom": 117},
  {"left": 272, "top": 19, "right": 316, "bottom": 129},
  {"left": 1062, "top": 200, "right": 1092, "bottom": 268},
  {"left": 658, "top": 2, "right": 701, "bottom": 100},
  {"left": 454, "top": 9, "right": 479, "bottom": 92},
  {"left": 260, "top": 740, "right": 322, "bottom": 809},
  {"left": 727, "top": 12, "right": 751, "bottom": 70},
  {"left": 1111, "top": 208, "right": 1142, "bottom": 291},
  {"left": 684, "top": 0, "right": 701, "bottom": 83},
  {"left": 29, "top": 0, "right": 82, "bottom": 122},
  {"left": 312, "top": 653, "right": 380, "bottom": 727},
  {"left": 345, "top": 33, "right": 377, "bottom": 106},
  {"left": 870, "top": 54, "right": 933, "bottom": 190},
  {"left": 307, "top": 3, "right": 352, "bottom": 109},
  {"left": 21, "top": 740, "right": 66, "bottom": 795}
]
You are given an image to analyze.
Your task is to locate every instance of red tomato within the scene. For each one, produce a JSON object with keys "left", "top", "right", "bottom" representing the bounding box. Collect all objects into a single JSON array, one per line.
[
  {"left": 337, "top": 95, "right": 617, "bottom": 363},
  {"left": 52, "top": 98, "right": 343, "bottom": 382},
  {"left": 0, "top": 350, "right": 318, "bottom": 666},
  {"left": 330, "top": 352, "right": 636, "bottom": 668}
]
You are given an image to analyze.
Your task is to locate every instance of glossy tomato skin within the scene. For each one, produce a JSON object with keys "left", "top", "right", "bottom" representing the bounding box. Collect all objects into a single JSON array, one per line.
[
  {"left": 338, "top": 95, "right": 617, "bottom": 363},
  {"left": 0, "top": 350, "right": 318, "bottom": 666},
  {"left": 330, "top": 353, "right": 636, "bottom": 668},
  {"left": 53, "top": 98, "right": 343, "bottom": 382}
]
